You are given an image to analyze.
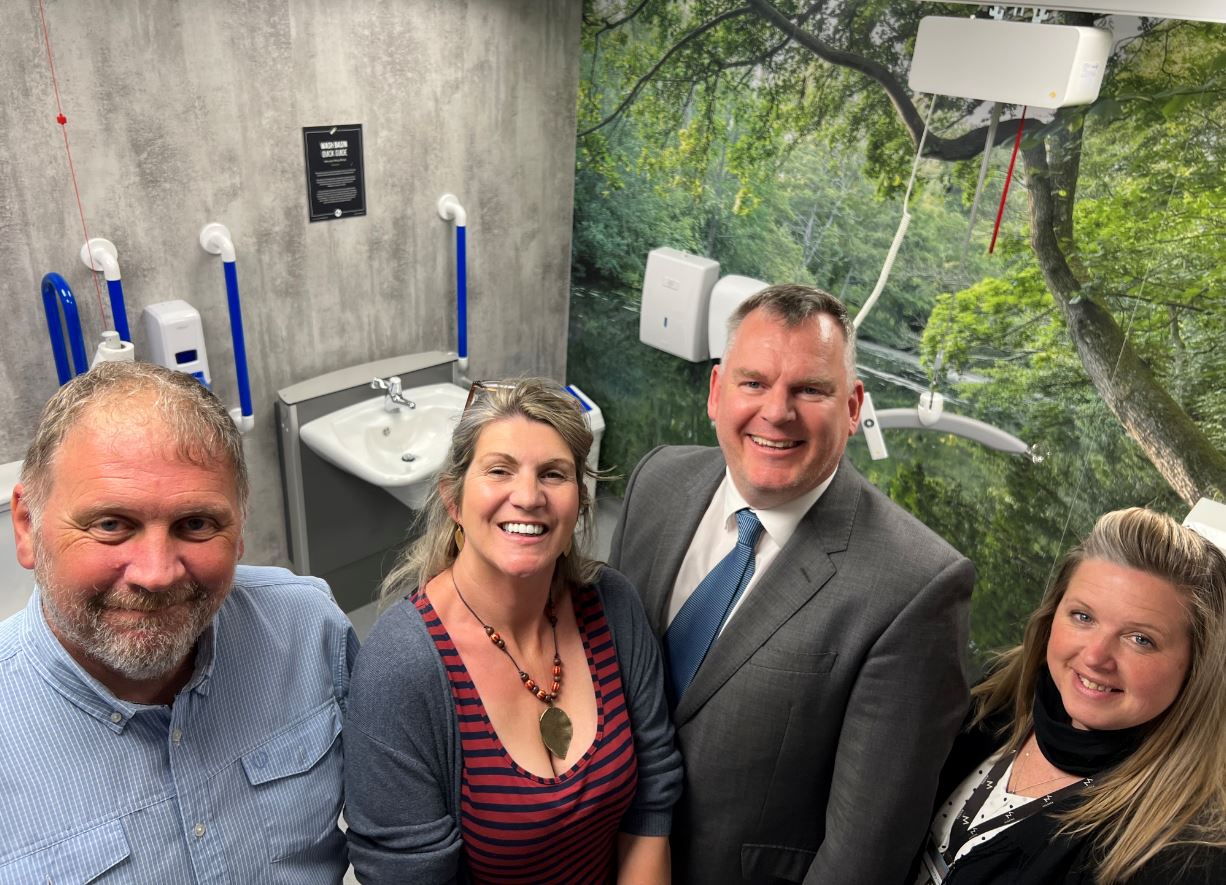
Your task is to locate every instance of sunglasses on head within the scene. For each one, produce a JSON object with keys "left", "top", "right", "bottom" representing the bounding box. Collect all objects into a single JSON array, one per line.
[{"left": 463, "top": 380, "right": 519, "bottom": 411}]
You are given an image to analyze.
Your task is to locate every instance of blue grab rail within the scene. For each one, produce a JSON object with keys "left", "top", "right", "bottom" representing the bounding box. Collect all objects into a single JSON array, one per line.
[
  {"left": 456, "top": 224, "right": 468, "bottom": 363},
  {"left": 221, "top": 258, "right": 252, "bottom": 416},
  {"left": 106, "top": 278, "right": 131, "bottom": 343},
  {"left": 41, "top": 273, "right": 89, "bottom": 384},
  {"left": 223, "top": 260, "right": 253, "bottom": 418}
]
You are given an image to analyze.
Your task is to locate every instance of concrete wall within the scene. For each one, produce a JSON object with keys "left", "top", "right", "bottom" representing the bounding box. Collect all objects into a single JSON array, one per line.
[{"left": 0, "top": 0, "right": 581, "bottom": 565}]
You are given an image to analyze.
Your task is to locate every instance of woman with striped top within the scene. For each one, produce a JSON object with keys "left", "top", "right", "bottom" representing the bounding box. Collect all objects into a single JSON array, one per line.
[{"left": 345, "top": 378, "right": 682, "bottom": 884}]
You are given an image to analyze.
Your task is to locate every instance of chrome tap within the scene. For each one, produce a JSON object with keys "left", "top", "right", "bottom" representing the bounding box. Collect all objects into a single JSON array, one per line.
[{"left": 371, "top": 375, "right": 416, "bottom": 411}]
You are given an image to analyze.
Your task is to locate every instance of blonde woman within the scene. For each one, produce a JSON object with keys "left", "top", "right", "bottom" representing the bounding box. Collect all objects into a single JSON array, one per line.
[
  {"left": 344, "top": 379, "right": 681, "bottom": 884},
  {"left": 915, "top": 507, "right": 1226, "bottom": 884}
]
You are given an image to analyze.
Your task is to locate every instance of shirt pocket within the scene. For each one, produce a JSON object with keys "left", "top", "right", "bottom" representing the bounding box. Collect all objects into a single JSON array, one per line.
[
  {"left": 242, "top": 698, "right": 345, "bottom": 863},
  {"left": 1, "top": 818, "right": 131, "bottom": 883}
]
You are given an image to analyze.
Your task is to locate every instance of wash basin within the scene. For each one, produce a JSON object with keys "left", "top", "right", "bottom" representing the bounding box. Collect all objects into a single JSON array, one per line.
[{"left": 299, "top": 381, "right": 468, "bottom": 509}]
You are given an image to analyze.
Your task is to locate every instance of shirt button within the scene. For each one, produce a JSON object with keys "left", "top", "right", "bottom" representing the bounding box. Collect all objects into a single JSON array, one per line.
[
  {"left": 110, "top": 712, "right": 122, "bottom": 723},
  {"left": 172, "top": 728, "right": 183, "bottom": 745},
  {"left": 193, "top": 822, "right": 206, "bottom": 838}
]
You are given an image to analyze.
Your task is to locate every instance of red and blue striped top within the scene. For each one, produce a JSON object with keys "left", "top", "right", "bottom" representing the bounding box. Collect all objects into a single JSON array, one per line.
[{"left": 414, "top": 585, "right": 639, "bottom": 884}]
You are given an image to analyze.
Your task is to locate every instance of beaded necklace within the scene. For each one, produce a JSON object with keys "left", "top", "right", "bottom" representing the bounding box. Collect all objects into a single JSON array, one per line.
[{"left": 450, "top": 571, "right": 572, "bottom": 758}]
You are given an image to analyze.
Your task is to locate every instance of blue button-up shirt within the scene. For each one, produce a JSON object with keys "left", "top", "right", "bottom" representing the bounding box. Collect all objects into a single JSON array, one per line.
[{"left": 0, "top": 565, "right": 358, "bottom": 883}]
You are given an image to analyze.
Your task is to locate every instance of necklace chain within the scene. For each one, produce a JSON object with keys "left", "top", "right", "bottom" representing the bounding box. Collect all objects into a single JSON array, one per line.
[
  {"left": 1011, "top": 741, "right": 1079, "bottom": 793},
  {"left": 449, "top": 571, "right": 562, "bottom": 704}
]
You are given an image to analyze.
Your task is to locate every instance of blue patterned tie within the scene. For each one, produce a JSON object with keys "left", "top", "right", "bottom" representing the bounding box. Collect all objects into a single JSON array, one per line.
[{"left": 665, "top": 508, "right": 764, "bottom": 701}]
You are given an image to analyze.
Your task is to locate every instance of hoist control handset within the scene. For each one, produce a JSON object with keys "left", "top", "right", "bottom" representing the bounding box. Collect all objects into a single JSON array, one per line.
[{"left": 860, "top": 391, "right": 889, "bottom": 461}]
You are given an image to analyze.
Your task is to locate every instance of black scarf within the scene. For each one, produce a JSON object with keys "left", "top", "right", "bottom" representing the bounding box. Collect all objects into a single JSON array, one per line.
[{"left": 1032, "top": 666, "right": 1150, "bottom": 776}]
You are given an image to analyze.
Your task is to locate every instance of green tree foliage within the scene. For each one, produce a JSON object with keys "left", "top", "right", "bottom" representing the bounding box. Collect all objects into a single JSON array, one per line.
[{"left": 569, "top": 2, "right": 1225, "bottom": 654}]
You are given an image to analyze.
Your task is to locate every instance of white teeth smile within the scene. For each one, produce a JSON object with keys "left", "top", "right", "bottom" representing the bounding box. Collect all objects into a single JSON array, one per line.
[
  {"left": 751, "top": 436, "right": 799, "bottom": 449},
  {"left": 501, "top": 523, "right": 544, "bottom": 536},
  {"left": 1078, "top": 674, "right": 1118, "bottom": 693}
]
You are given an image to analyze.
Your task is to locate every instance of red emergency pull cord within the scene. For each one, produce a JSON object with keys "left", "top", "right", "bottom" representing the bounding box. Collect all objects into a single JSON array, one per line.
[
  {"left": 38, "top": 0, "right": 106, "bottom": 318},
  {"left": 989, "top": 106, "right": 1028, "bottom": 255}
]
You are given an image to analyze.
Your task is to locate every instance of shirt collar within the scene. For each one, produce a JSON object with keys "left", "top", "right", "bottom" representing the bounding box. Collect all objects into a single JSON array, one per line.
[
  {"left": 720, "top": 465, "right": 838, "bottom": 549},
  {"left": 21, "top": 587, "right": 221, "bottom": 730}
]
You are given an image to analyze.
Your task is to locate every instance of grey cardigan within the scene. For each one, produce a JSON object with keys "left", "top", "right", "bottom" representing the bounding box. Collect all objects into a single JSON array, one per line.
[{"left": 344, "top": 566, "right": 683, "bottom": 884}]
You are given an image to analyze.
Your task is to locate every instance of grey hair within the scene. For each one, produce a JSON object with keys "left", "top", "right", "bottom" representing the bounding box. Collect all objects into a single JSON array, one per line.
[
  {"left": 725, "top": 283, "right": 857, "bottom": 383},
  {"left": 381, "top": 378, "right": 604, "bottom": 600},
  {"left": 20, "top": 362, "right": 249, "bottom": 525}
]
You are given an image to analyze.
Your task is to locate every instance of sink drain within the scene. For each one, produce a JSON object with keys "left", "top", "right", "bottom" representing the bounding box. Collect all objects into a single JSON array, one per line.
[{"left": 401, "top": 452, "right": 417, "bottom": 463}]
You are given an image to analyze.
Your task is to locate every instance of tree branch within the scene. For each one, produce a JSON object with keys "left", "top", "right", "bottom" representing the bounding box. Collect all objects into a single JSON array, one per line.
[
  {"left": 689, "top": 30, "right": 793, "bottom": 84},
  {"left": 743, "top": 0, "right": 1037, "bottom": 160},
  {"left": 719, "top": 30, "right": 793, "bottom": 75},
  {"left": 578, "top": 6, "right": 754, "bottom": 138},
  {"left": 1112, "top": 293, "right": 1207, "bottom": 313},
  {"left": 589, "top": 0, "right": 653, "bottom": 39}
]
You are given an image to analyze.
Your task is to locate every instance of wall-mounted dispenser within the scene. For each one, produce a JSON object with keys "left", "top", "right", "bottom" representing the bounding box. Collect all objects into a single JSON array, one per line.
[
  {"left": 639, "top": 248, "right": 768, "bottom": 362},
  {"left": 143, "top": 300, "right": 212, "bottom": 387},
  {"left": 640, "top": 247, "right": 720, "bottom": 361},
  {"left": 707, "top": 275, "right": 769, "bottom": 360}
]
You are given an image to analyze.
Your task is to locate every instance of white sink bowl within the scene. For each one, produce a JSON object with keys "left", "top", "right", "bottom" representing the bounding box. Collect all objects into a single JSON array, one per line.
[{"left": 299, "top": 382, "right": 468, "bottom": 509}]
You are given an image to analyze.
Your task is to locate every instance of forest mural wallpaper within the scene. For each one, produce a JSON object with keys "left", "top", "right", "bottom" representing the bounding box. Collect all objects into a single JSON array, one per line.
[{"left": 565, "top": 2, "right": 1226, "bottom": 664}]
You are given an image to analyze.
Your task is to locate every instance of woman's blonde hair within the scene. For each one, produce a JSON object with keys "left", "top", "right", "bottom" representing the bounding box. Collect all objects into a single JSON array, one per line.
[
  {"left": 973, "top": 507, "right": 1226, "bottom": 882},
  {"left": 380, "top": 378, "right": 605, "bottom": 600}
]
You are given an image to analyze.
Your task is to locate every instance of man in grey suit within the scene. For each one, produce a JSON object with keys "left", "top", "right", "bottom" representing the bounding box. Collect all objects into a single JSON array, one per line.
[{"left": 609, "top": 284, "right": 974, "bottom": 884}]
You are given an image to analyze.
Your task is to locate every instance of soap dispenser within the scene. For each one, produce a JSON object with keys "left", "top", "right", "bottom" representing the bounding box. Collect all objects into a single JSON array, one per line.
[{"left": 143, "top": 300, "right": 213, "bottom": 387}]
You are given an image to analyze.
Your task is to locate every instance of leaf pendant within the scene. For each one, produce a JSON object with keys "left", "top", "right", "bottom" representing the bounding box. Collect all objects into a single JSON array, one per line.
[{"left": 539, "top": 705, "right": 573, "bottom": 759}]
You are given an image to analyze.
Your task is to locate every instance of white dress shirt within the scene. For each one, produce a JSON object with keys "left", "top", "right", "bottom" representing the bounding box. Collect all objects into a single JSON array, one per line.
[{"left": 665, "top": 467, "right": 837, "bottom": 630}]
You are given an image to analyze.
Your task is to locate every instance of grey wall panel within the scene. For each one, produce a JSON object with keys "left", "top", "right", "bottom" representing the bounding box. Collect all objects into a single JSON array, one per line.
[{"left": 0, "top": 0, "right": 581, "bottom": 567}]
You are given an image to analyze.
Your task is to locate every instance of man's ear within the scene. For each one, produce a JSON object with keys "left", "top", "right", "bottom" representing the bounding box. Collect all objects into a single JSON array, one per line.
[
  {"left": 707, "top": 363, "right": 723, "bottom": 423},
  {"left": 12, "top": 484, "right": 36, "bottom": 570},
  {"left": 846, "top": 379, "right": 865, "bottom": 436}
]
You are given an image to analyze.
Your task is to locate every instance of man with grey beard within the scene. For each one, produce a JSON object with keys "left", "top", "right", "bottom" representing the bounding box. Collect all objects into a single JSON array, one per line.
[{"left": 0, "top": 362, "right": 356, "bottom": 883}]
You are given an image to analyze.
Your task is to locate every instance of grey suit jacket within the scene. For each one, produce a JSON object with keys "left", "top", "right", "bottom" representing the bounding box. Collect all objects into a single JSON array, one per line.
[{"left": 609, "top": 446, "right": 974, "bottom": 885}]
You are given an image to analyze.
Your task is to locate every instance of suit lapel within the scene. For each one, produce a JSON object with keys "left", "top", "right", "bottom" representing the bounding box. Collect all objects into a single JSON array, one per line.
[
  {"left": 641, "top": 452, "right": 725, "bottom": 635},
  {"left": 674, "top": 460, "right": 863, "bottom": 725}
]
